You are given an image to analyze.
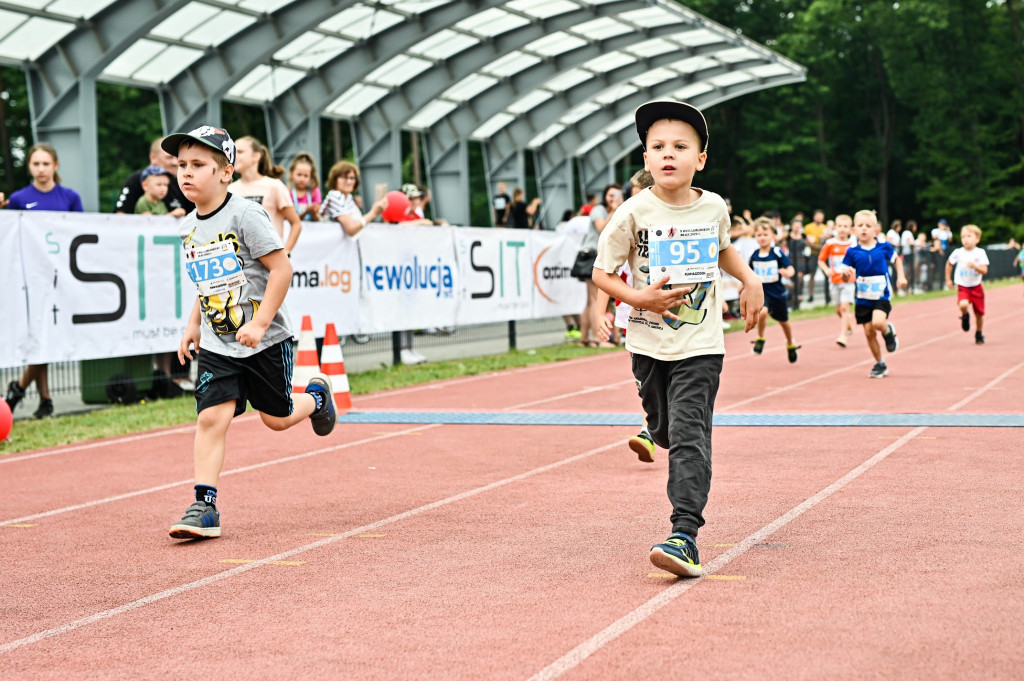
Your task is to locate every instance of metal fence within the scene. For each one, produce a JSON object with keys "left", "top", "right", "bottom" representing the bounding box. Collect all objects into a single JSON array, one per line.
[{"left": 1, "top": 317, "right": 570, "bottom": 405}]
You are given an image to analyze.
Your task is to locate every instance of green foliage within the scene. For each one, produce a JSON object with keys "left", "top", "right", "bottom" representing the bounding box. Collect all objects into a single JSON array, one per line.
[
  {"left": 95, "top": 83, "right": 162, "bottom": 211},
  {"left": 0, "top": 66, "right": 32, "bottom": 194}
]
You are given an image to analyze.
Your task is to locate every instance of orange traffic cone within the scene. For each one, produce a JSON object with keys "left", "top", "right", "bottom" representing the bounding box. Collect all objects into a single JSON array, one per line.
[
  {"left": 320, "top": 323, "right": 352, "bottom": 414},
  {"left": 292, "top": 315, "right": 320, "bottom": 393}
]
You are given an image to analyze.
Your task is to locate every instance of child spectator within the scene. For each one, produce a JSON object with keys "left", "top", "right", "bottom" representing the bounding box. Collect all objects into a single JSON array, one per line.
[
  {"left": 2, "top": 142, "right": 83, "bottom": 419},
  {"left": 945, "top": 224, "right": 989, "bottom": 344},
  {"left": 492, "top": 181, "right": 511, "bottom": 227},
  {"left": 818, "top": 213, "right": 856, "bottom": 346},
  {"left": 840, "top": 209, "right": 907, "bottom": 378},
  {"left": 398, "top": 183, "right": 434, "bottom": 225},
  {"left": 748, "top": 218, "right": 800, "bottom": 362},
  {"left": 134, "top": 165, "right": 172, "bottom": 216},
  {"left": 592, "top": 100, "right": 762, "bottom": 577},
  {"left": 161, "top": 125, "right": 337, "bottom": 539},
  {"left": 230, "top": 136, "right": 302, "bottom": 256},
  {"left": 287, "top": 152, "right": 321, "bottom": 222}
]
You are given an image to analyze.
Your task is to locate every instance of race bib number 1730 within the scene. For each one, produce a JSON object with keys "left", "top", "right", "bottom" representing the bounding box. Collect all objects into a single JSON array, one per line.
[
  {"left": 184, "top": 241, "right": 247, "bottom": 296},
  {"left": 648, "top": 223, "right": 720, "bottom": 284}
]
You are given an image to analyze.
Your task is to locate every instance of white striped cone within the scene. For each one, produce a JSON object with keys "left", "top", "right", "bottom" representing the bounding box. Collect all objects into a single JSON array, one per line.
[
  {"left": 320, "top": 323, "right": 352, "bottom": 414},
  {"left": 292, "top": 314, "right": 320, "bottom": 393}
]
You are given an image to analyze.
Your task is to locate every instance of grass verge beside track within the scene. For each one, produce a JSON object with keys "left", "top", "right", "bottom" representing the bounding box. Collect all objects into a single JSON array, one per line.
[{"left": 0, "top": 343, "right": 620, "bottom": 455}]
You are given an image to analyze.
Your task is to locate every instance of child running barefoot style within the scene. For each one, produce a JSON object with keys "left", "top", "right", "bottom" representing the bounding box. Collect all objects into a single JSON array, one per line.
[
  {"left": 163, "top": 126, "right": 337, "bottom": 540},
  {"left": 592, "top": 100, "right": 763, "bottom": 577},
  {"left": 840, "top": 209, "right": 907, "bottom": 378},
  {"left": 945, "top": 224, "right": 989, "bottom": 344},
  {"left": 818, "top": 213, "right": 856, "bottom": 346},
  {"left": 748, "top": 217, "right": 800, "bottom": 362}
]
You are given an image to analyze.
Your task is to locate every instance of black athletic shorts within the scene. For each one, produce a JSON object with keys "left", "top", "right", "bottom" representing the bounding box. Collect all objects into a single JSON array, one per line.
[
  {"left": 765, "top": 293, "right": 789, "bottom": 323},
  {"left": 854, "top": 300, "right": 892, "bottom": 325},
  {"left": 193, "top": 340, "right": 294, "bottom": 417}
]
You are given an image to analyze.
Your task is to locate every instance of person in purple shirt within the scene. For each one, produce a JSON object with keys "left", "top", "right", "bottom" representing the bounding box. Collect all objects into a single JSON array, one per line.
[{"left": 2, "top": 142, "right": 84, "bottom": 418}]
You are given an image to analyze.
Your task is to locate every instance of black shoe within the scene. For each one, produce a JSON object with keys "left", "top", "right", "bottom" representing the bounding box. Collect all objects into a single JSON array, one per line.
[
  {"left": 882, "top": 323, "right": 898, "bottom": 353},
  {"left": 961, "top": 312, "right": 970, "bottom": 332},
  {"left": 5, "top": 381, "right": 25, "bottom": 411},
  {"left": 975, "top": 331, "right": 985, "bottom": 345},
  {"left": 33, "top": 398, "right": 53, "bottom": 419},
  {"left": 869, "top": 361, "right": 889, "bottom": 378},
  {"left": 305, "top": 373, "right": 336, "bottom": 436},
  {"left": 787, "top": 344, "right": 801, "bottom": 364}
]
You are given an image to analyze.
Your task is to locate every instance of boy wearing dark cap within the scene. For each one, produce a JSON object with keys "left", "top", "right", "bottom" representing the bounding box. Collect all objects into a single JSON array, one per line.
[
  {"left": 592, "top": 100, "right": 763, "bottom": 577},
  {"left": 134, "top": 165, "right": 172, "bottom": 216},
  {"left": 161, "top": 125, "right": 337, "bottom": 540}
]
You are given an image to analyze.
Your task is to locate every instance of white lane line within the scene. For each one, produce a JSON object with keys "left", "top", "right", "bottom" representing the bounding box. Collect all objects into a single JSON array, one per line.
[
  {"left": 525, "top": 428, "right": 929, "bottom": 681},
  {"left": 946, "top": 362, "right": 1023, "bottom": 411},
  {"left": 0, "top": 354, "right": 617, "bottom": 465},
  {"left": 0, "top": 440, "right": 623, "bottom": 655}
]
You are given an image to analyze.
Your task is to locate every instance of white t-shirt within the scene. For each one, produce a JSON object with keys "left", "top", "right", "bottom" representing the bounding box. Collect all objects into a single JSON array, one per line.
[
  {"left": 228, "top": 176, "right": 294, "bottom": 240},
  {"left": 900, "top": 230, "right": 916, "bottom": 255},
  {"left": 948, "top": 246, "right": 989, "bottom": 288},
  {"left": 594, "top": 187, "right": 731, "bottom": 361}
]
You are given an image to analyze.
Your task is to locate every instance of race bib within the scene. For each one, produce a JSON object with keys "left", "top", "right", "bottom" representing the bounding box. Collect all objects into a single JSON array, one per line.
[
  {"left": 753, "top": 260, "right": 780, "bottom": 283},
  {"left": 184, "top": 241, "right": 247, "bottom": 296},
  {"left": 648, "top": 223, "right": 720, "bottom": 284},
  {"left": 855, "top": 274, "right": 887, "bottom": 300}
]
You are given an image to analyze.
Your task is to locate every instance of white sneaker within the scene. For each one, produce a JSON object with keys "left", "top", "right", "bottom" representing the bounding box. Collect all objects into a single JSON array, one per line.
[
  {"left": 400, "top": 349, "right": 426, "bottom": 365},
  {"left": 176, "top": 378, "right": 196, "bottom": 392}
]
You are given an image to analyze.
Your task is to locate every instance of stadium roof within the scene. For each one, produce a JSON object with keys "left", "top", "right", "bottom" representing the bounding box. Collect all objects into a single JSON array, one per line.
[{"left": 0, "top": 0, "right": 805, "bottom": 221}]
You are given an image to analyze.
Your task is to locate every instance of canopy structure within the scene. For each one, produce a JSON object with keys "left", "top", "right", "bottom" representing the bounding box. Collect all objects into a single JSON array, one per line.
[{"left": 1, "top": 0, "right": 805, "bottom": 221}]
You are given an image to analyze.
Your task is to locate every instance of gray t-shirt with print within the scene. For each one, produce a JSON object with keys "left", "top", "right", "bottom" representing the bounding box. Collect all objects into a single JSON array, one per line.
[{"left": 179, "top": 192, "right": 293, "bottom": 358}]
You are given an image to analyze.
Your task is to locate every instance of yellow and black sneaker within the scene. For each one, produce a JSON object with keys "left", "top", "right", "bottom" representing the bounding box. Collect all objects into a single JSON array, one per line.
[
  {"left": 628, "top": 430, "right": 655, "bottom": 463},
  {"left": 650, "top": 532, "right": 702, "bottom": 578},
  {"left": 751, "top": 337, "right": 766, "bottom": 355},
  {"left": 787, "top": 344, "right": 801, "bottom": 363}
]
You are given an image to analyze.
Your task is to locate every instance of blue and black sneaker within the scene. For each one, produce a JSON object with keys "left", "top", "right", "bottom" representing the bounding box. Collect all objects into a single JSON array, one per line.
[
  {"left": 305, "top": 373, "right": 336, "bottom": 436},
  {"left": 650, "top": 532, "right": 702, "bottom": 578},
  {"left": 169, "top": 501, "right": 220, "bottom": 539}
]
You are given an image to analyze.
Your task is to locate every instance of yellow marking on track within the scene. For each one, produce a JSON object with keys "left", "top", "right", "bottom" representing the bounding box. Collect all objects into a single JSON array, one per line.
[
  {"left": 647, "top": 573, "right": 677, "bottom": 579},
  {"left": 308, "top": 532, "right": 338, "bottom": 537},
  {"left": 705, "top": 575, "right": 746, "bottom": 581},
  {"left": 3, "top": 523, "right": 36, "bottom": 528},
  {"left": 219, "top": 559, "right": 305, "bottom": 566},
  {"left": 357, "top": 533, "right": 386, "bottom": 538}
]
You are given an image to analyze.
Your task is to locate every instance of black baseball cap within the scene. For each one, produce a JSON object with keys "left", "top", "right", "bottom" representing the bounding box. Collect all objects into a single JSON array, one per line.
[
  {"left": 161, "top": 125, "right": 236, "bottom": 165},
  {"left": 635, "top": 100, "right": 708, "bottom": 153}
]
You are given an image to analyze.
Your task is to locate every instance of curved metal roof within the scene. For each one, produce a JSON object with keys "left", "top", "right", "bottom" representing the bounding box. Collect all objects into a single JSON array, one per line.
[{"left": 1, "top": 0, "right": 805, "bottom": 219}]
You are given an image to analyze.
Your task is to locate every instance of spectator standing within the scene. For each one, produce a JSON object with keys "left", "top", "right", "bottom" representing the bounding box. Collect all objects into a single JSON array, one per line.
[
  {"left": 508, "top": 188, "right": 531, "bottom": 229},
  {"left": 115, "top": 137, "right": 193, "bottom": 216},
  {"left": 901, "top": 220, "right": 918, "bottom": 291},
  {"left": 230, "top": 136, "right": 302, "bottom": 255},
  {"left": 287, "top": 152, "right": 321, "bottom": 222},
  {"left": 492, "top": 181, "right": 511, "bottom": 227},
  {"left": 578, "top": 184, "right": 623, "bottom": 347},
  {"left": 787, "top": 218, "right": 808, "bottom": 307},
  {"left": 803, "top": 210, "right": 827, "bottom": 304},
  {"left": 932, "top": 219, "right": 954, "bottom": 255},
  {"left": 134, "top": 165, "right": 173, "bottom": 215},
  {"left": 398, "top": 183, "right": 434, "bottom": 226},
  {"left": 3, "top": 143, "right": 84, "bottom": 419},
  {"left": 320, "top": 160, "right": 387, "bottom": 237}
]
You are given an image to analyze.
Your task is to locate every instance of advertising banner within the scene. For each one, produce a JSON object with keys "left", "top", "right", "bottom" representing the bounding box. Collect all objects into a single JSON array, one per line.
[
  {"left": 453, "top": 227, "right": 534, "bottom": 325},
  {"left": 528, "top": 230, "right": 587, "bottom": 319},
  {"left": 0, "top": 214, "right": 28, "bottom": 364},
  {"left": 285, "top": 223, "right": 361, "bottom": 337},
  {"left": 357, "top": 224, "right": 459, "bottom": 332}
]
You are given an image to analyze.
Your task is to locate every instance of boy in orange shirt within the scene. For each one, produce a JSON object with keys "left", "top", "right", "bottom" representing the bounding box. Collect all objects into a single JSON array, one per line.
[{"left": 818, "top": 214, "right": 856, "bottom": 346}]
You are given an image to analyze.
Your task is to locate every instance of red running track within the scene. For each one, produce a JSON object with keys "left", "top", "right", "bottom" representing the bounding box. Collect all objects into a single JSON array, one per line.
[{"left": 1, "top": 286, "right": 1022, "bottom": 680}]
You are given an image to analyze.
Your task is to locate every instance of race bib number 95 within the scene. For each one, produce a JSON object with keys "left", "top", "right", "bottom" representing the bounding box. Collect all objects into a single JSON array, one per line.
[
  {"left": 649, "top": 223, "right": 720, "bottom": 284},
  {"left": 185, "top": 241, "right": 247, "bottom": 296}
]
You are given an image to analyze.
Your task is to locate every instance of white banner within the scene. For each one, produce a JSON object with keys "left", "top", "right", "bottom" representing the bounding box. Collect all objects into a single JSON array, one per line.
[
  {"left": 529, "top": 230, "right": 587, "bottom": 319},
  {"left": 2, "top": 214, "right": 589, "bottom": 366},
  {"left": 285, "top": 222, "right": 361, "bottom": 337},
  {"left": 357, "top": 224, "right": 460, "bottom": 332},
  {"left": 453, "top": 228, "right": 534, "bottom": 324}
]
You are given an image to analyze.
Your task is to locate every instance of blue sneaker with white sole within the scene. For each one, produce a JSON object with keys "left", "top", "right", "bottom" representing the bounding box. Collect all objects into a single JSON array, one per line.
[{"left": 650, "top": 532, "right": 702, "bottom": 577}]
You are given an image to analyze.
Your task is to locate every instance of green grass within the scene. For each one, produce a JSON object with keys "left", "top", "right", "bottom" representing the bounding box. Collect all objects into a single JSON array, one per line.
[{"left": 0, "top": 342, "right": 620, "bottom": 455}]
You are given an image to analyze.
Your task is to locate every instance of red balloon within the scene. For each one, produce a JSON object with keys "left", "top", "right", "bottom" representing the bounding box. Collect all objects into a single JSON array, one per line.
[
  {"left": 381, "top": 190, "right": 410, "bottom": 223},
  {"left": 0, "top": 398, "right": 12, "bottom": 442}
]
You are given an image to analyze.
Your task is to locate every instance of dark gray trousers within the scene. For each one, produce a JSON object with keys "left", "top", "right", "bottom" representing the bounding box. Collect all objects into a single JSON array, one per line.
[{"left": 631, "top": 353, "right": 723, "bottom": 538}]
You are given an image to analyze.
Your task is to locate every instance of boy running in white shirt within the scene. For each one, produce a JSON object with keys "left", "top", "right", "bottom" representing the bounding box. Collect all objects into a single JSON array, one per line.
[{"left": 945, "top": 224, "right": 989, "bottom": 344}]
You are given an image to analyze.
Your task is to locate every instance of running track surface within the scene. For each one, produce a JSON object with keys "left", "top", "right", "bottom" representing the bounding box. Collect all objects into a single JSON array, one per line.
[{"left": 2, "top": 287, "right": 1022, "bottom": 680}]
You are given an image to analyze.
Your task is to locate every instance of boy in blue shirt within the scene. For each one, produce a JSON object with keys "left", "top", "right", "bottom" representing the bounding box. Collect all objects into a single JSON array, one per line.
[
  {"left": 841, "top": 210, "right": 907, "bottom": 377},
  {"left": 748, "top": 217, "right": 800, "bottom": 362}
]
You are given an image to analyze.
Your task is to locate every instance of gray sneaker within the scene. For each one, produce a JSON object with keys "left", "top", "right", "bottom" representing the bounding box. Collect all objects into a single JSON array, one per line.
[
  {"left": 869, "top": 361, "right": 889, "bottom": 378},
  {"left": 305, "top": 373, "right": 336, "bottom": 436},
  {"left": 169, "top": 501, "right": 221, "bottom": 539}
]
